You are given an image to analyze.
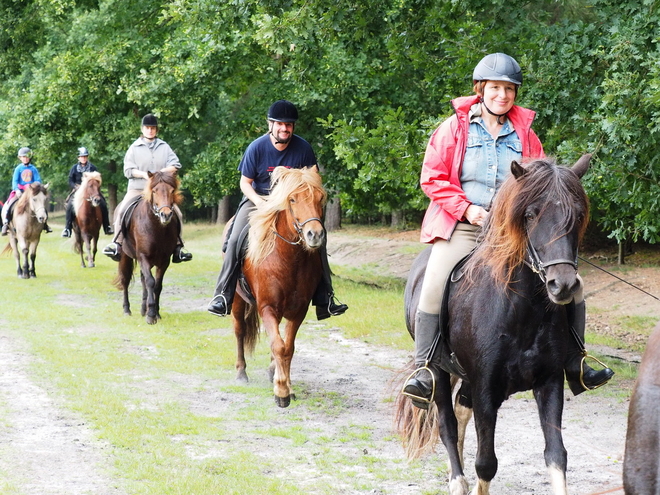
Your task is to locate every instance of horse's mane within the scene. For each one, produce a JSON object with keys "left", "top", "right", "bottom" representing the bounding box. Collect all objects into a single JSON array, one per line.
[
  {"left": 15, "top": 182, "right": 48, "bottom": 216},
  {"left": 247, "top": 167, "right": 326, "bottom": 265},
  {"left": 73, "top": 171, "right": 102, "bottom": 212},
  {"left": 464, "top": 158, "right": 589, "bottom": 289},
  {"left": 142, "top": 169, "right": 183, "bottom": 206}
]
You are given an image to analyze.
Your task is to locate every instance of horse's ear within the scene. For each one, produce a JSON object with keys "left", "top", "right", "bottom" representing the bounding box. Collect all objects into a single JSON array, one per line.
[
  {"left": 510, "top": 160, "right": 528, "bottom": 179},
  {"left": 571, "top": 153, "right": 592, "bottom": 179},
  {"left": 44, "top": 183, "right": 49, "bottom": 191},
  {"left": 147, "top": 171, "right": 154, "bottom": 178}
]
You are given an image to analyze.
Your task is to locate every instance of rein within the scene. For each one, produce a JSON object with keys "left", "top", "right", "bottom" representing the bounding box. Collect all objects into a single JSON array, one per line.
[
  {"left": 273, "top": 204, "right": 323, "bottom": 245},
  {"left": 525, "top": 240, "right": 578, "bottom": 284}
]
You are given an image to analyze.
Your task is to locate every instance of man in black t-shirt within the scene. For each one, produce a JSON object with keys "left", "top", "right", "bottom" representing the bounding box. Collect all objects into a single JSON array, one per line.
[{"left": 207, "top": 100, "right": 348, "bottom": 320}]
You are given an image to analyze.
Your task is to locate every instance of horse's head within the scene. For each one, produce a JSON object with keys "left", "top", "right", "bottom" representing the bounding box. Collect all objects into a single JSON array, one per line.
[
  {"left": 247, "top": 167, "right": 327, "bottom": 265},
  {"left": 273, "top": 167, "right": 326, "bottom": 250},
  {"left": 79, "top": 171, "right": 102, "bottom": 207},
  {"left": 24, "top": 182, "right": 49, "bottom": 224},
  {"left": 477, "top": 155, "right": 590, "bottom": 304},
  {"left": 143, "top": 169, "right": 182, "bottom": 225}
]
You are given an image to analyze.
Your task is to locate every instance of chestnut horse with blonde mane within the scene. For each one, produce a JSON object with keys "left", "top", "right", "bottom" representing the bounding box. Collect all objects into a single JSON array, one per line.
[
  {"left": 114, "top": 169, "right": 182, "bottom": 324},
  {"left": 231, "top": 166, "right": 327, "bottom": 407},
  {"left": 72, "top": 171, "right": 103, "bottom": 268},
  {"left": 396, "top": 155, "right": 592, "bottom": 495},
  {"left": 2, "top": 182, "right": 49, "bottom": 278}
]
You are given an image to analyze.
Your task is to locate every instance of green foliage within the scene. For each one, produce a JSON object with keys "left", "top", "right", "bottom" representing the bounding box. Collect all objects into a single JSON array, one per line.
[{"left": 0, "top": 0, "right": 659, "bottom": 241}]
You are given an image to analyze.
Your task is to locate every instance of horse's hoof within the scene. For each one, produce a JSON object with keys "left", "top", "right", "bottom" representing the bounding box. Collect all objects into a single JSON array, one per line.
[
  {"left": 236, "top": 371, "right": 249, "bottom": 383},
  {"left": 146, "top": 316, "right": 157, "bottom": 325},
  {"left": 274, "top": 395, "right": 291, "bottom": 408}
]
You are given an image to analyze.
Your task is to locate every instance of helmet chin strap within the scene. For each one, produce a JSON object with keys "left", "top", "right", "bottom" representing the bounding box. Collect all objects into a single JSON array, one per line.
[{"left": 480, "top": 97, "right": 507, "bottom": 125}]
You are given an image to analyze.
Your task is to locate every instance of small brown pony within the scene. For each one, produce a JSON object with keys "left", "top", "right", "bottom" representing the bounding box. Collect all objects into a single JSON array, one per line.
[
  {"left": 2, "top": 182, "right": 49, "bottom": 278},
  {"left": 114, "top": 169, "right": 182, "bottom": 324},
  {"left": 72, "top": 171, "right": 103, "bottom": 268},
  {"left": 231, "top": 166, "right": 327, "bottom": 407},
  {"left": 624, "top": 321, "right": 660, "bottom": 494}
]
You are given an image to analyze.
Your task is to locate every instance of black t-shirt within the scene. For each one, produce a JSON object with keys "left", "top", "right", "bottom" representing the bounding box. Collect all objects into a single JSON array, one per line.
[{"left": 238, "top": 134, "right": 317, "bottom": 195}]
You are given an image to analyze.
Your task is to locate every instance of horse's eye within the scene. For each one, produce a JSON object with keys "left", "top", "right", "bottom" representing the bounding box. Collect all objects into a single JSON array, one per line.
[
  {"left": 525, "top": 211, "right": 535, "bottom": 221},
  {"left": 289, "top": 198, "right": 296, "bottom": 204}
]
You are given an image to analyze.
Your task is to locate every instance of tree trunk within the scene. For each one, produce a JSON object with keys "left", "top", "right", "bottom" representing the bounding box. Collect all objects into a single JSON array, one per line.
[
  {"left": 618, "top": 241, "right": 626, "bottom": 265},
  {"left": 217, "top": 196, "right": 231, "bottom": 225},
  {"left": 391, "top": 209, "right": 404, "bottom": 229},
  {"left": 325, "top": 195, "right": 341, "bottom": 232}
]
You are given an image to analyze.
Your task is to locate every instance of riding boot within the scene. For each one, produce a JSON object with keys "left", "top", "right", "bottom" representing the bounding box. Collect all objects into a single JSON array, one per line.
[
  {"left": 62, "top": 202, "right": 73, "bottom": 237},
  {"left": 313, "top": 244, "right": 348, "bottom": 320},
  {"left": 43, "top": 222, "right": 52, "bottom": 233},
  {"left": 402, "top": 310, "right": 439, "bottom": 409},
  {"left": 1, "top": 223, "right": 7, "bottom": 236},
  {"left": 101, "top": 200, "right": 113, "bottom": 235},
  {"left": 172, "top": 242, "right": 192, "bottom": 263},
  {"left": 565, "top": 301, "right": 615, "bottom": 396},
  {"left": 207, "top": 230, "right": 243, "bottom": 317}
]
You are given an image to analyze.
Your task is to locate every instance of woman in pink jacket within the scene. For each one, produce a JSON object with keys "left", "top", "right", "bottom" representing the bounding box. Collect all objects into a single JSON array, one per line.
[{"left": 403, "top": 53, "right": 613, "bottom": 409}]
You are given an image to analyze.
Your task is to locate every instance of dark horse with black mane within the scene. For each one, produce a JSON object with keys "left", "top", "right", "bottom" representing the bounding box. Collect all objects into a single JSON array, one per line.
[
  {"left": 114, "top": 169, "right": 182, "bottom": 324},
  {"left": 229, "top": 166, "right": 326, "bottom": 408},
  {"left": 623, "top": 321, "right": 660, "bottom": 494},
  {"left": 396, "top": 155, "right": 592, "bottom": 495}
]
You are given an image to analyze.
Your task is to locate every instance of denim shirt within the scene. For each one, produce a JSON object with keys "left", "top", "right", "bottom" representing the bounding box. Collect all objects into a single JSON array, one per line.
[{"left": 460, "top": 107, "right": 522, "bottom": 209}]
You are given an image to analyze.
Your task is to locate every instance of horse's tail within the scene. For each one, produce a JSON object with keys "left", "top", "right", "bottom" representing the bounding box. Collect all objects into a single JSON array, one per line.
[
  {"left": 393, "top": 360, "right": 440, "bottom": 459},
  {"left": 243, "top": 303, "right": 261, "bottom": 355},
  {"left": 112, "top": 257, "right": 135, "bottom": 290},
  {"left": 1, "top": 243, "right": 11, "bottom": 257}
]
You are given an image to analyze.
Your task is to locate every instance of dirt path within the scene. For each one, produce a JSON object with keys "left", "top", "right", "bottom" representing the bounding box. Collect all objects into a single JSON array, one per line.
[{"left": 0, "top": 228, "right": 646, "bottom": 494}]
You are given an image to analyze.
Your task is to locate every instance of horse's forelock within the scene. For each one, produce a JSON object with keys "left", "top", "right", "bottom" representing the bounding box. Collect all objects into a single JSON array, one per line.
[
  {"left": 142, "top": 170, "right": 182, "bottom": 205},
  {"left": 469, "top": 158, "right": 588, "bottom": 287},
  {"left": 248, "top": 167, "right": 326, "bottom": 265},
  {"left": 15, "top": 183, "right": 48, "bottom": 216}
]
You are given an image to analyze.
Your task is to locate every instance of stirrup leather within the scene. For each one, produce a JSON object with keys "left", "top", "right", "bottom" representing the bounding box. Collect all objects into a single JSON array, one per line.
[
  {"left": 401, "top": 363, "right": 436, "bottom": 404},
  {"left": 577, "top": 352, "right": 610, "bottom": 391}
]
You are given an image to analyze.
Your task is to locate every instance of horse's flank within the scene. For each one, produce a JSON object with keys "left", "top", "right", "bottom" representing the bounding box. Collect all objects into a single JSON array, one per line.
[
  {"left": 464, "top": 158, "right": 589, "bottom": 289},
  {"left": 247, "top": 167, "right": 326, "bottom": 266},
  {"left": 15, "top": 182, "right": 49, "bottom": 216}
]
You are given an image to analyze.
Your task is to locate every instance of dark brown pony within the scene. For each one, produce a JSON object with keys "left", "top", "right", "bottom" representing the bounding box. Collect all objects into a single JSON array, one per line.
[
  {"left": 396, "top": 155, "right": 592, "bottom": 495},
  {"left": 114, "top": 169, "right": 182, "bottom": 324},
  {"left": 623, "top": 321, "right": 660, "bottom": 494},
  {"left": 231, "top": 166, "right": 327, "bottom": 407},
  {"left": 72, "top": 171, "right": 103, "bottom": 268},
  {"left": 2, "top": 182, "right": 49, "bottom": 278}
]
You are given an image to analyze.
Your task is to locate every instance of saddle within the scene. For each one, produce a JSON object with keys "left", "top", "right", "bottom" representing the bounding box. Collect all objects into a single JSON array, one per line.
[
  {"left": 119, "top": 196, "right": 143, "bottom": 237},
  {"left": 431, "top": 250, "right": 475, "bottom": 381}
]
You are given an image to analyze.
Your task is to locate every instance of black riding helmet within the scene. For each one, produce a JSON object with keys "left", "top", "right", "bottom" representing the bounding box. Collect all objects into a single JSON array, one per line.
[
  {"left": 267, "top": 100, "right": 298, "bottom": 123},
  {"left": 472, "top": 53, "right": 523, "bottom": 86},
  {"left": 141, "top": 113, "right": 159, "bottom": 127}
]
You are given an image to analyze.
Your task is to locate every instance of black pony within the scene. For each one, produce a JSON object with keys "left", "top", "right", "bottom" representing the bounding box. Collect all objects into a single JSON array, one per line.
[{"left": 396, "top": 155, "right": 592, "bottom": 494}]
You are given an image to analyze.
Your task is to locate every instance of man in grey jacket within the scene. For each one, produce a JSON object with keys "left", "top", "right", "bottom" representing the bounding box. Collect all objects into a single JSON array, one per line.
[{"left": 102, "top": 114, "right": 192, "bottom": 263}]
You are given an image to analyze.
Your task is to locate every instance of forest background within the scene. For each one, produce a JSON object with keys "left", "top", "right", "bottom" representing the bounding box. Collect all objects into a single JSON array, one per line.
[{"left": 1, "top": 0, "right": 658, "bottom": 255}]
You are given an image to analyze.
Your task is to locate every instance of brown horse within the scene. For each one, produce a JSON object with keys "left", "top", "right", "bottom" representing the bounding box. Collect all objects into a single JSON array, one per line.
[
  {"left": 114, "top": 169, "right": 182, "bottom": 324},
  {"left": 623, "top": 321, "right": 660, "bottom": 494},
  {"left": 232, "top": 166, "right": 327, "bottom": 407},
  {"left": 3, "top": 182, "right": 49, "bottom": 278},
  {"left": 72, "top": 171, "right": 103, "bottom": 268}
]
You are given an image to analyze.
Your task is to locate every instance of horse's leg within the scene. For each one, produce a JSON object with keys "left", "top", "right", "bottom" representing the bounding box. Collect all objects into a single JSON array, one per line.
[
  {"left": 118, "top": 255, "right": 133, "bottom": 316},
  {"left": 454, "top": 379, "right": 473, "bottom": 484},
  {"left": 470, "top": 391, "right": 500, "bottom": 495},
  {"left": 21, "top": 246, "right": 30, "bottom": 279},
  {"left": 279, "top": 317, "right": 303, "bottom": 402},
  {"left": 139, "top": 261, "right": 158, "bottom": 324},
  {"left": 90, "top": 233, "right": 98, "bottom": 267},
  {"left": 28, "top": 243, "right": 37, "bottom": 278},
  {"left": 152, "top": 264, "right": 168, "bottom": 321},
  {"left": 433, "top": 371, "right": 469, "bottom": 495},
  {"left": 261, "top": 308, "right": 291, "bottom": 407},
  {"left": 232, "top": 298, "right": 249, "bottom": 382},
  {"left": 9, "top": 234, "right": 22, "bottom": 278},
  {"left": 534, "top": 380, "right": 568, "bottom": 495}
]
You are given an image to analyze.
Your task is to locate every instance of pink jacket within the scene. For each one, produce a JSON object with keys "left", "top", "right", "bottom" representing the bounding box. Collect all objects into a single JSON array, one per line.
[{"left": 420, "top": 95, "right": 545, "bottom": 243}]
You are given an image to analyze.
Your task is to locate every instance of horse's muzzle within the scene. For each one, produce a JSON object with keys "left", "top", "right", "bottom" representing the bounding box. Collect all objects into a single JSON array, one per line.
[
  {"left": 545, "top": 264, "right": 580, "bottom": 304},
  {"left": 157, "top": 209, "right": 174, "bottom": 225},
  {"left": 303, "top": 225, "right": 325, "bottom": 249}
]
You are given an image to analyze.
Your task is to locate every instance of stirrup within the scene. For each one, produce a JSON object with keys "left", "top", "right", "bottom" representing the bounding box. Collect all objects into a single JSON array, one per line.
[
  {"left": 401, "top": 364, "right": 436, "bottom": 405},
  {"left": 577, "top": 353, "right": 611, "bottom": 391}
]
